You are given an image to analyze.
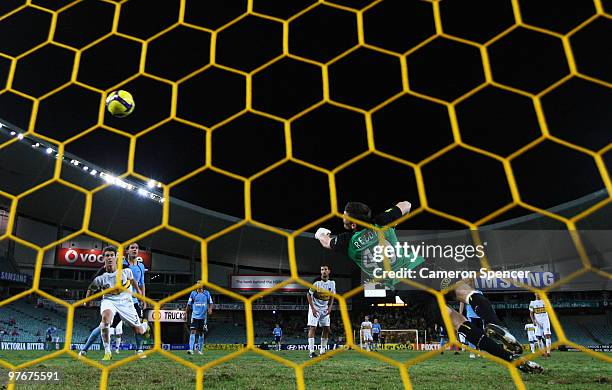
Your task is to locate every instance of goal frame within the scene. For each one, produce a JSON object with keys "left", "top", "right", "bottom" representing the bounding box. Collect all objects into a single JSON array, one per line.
[{"left": 356, "top": 329, "right": 419, "bottom": 349}]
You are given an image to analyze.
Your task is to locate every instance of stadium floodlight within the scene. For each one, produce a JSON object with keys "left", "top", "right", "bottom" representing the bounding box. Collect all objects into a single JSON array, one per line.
[
  {"left": 10, "top": 131, "right": 15, "bottom": 136},
  {"left": 83, "top": 166, "right": 88, "bottom": 171},
  {"left": 90, "top": 169, "right": 97, "bottom": 176},
  {"left": 32, "top": 143, "right": 39, "bottom": 148},
  {"left": 46, "top": 147, "right": 53, "bottom": 154},
  {"left": 103, "top": 174, "right": 116, "bottom": 184},
  {"left": 137, "top": 188, "right": 147, "bottom": 196},
  {"left": 147, "top": 180, "right": 156, "bottom": 188},
  {"left": 17, "top": 133, "right": 24, "bottom": 139}
]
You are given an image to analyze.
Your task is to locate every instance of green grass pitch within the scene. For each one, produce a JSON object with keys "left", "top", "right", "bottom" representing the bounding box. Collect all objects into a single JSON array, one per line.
[{"left": 1, "top": 350, "right": 610, "bottom": 389}]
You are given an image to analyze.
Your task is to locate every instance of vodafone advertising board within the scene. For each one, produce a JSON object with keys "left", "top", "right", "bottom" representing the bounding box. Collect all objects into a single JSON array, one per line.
[{"left": 55, "top": 247, "right": 152, "bottom": 269}]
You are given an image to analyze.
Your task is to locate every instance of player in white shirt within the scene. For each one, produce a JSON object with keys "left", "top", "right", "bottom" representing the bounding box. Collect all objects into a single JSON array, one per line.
[
  {"left": 360, "top": 316, "right": 373, "bottom": 351},
  {"left": 84, "top": 246, "right": 149, "bottom": 361},
  {"left": 529, "top": 293, "right": 552, "bottom": 357},
  {"left": 307, "top": 265, "right": 336, "bottom": 358},
  {"left": 524, "top": 322, "right": 539, "bottom": 354}
]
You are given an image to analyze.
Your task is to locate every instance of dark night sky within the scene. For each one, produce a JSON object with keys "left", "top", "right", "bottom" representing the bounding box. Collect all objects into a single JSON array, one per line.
[{"left": 0, "top": 0, "right": 610, "bottom": 232}]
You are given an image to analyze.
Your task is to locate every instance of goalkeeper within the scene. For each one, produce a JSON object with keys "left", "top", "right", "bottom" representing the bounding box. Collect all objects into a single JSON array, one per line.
[{"left": 315, "top": 201, "right": 542, "bottom": 373}]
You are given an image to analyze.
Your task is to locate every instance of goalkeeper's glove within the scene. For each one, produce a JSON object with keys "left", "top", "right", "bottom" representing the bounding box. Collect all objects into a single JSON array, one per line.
[{"left": 315, "top": 228, "right": 331, "bottom": 240}]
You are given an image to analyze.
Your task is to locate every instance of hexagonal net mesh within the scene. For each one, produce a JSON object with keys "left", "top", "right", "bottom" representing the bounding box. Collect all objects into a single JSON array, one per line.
[{"left": 0, "top": 0, "right": 610, "bottom": 389}]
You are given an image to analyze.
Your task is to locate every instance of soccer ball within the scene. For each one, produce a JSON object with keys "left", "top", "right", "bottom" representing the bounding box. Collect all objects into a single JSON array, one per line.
[{"left": 106, "top": 90, "right": 135, "bottom": 117}]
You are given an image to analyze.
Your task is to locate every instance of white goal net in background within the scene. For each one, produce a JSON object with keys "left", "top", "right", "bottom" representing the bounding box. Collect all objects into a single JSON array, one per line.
[{"left": 356, "top": 329, "right": 423, "bottom": 350}]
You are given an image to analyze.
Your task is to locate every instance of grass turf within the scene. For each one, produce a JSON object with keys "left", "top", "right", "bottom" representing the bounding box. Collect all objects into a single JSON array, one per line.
[{"left": 0, "top": 350, "right": 610, "bottom": 389}]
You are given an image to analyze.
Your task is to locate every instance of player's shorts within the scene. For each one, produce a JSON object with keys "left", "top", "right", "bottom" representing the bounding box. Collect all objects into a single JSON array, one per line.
[
  {"left": 46, "top": 335, "right": 52, "bottom": 342},
  {"left": 101, "top": 298, "right": 142, "bottom": 329},
  {"left": 362, "top": 330, "right": 373, "bottom": 341},
  {"left": 111, "top": 302, "right": 142, "bottom": 329},
  {"left": 307, "top": 307, "right": 330, "bottom": 327},
  {"left": 527, "top": 333, "right": 537, "bottom": 342},
  {"left": 536, "top": 319, "right": 551, "bottom": 336},
  {"left": 275, "top": 336, "right": 281, "bottom": 343},
  {"left": 190, "top": 317, "right": 207, "bottom": 332},
  {"left": 373, "top": 333, "right": 380, "bottom": 342}
]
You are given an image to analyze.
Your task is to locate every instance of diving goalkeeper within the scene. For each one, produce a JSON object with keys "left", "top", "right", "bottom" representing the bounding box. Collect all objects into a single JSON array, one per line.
[{"left": 315, "top": 201, "right": 542, "bottom": 373}]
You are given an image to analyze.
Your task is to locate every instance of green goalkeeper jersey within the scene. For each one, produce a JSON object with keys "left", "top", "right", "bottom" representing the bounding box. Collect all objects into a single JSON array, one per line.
[{"left": 330, "top": 206, "right": 424, "bottom": 289}]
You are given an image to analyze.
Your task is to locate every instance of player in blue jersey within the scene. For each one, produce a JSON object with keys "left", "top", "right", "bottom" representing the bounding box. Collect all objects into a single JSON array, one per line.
[
  {"left": 273, "top": 324, "right": 283, "bottom": 351},
  {"left": 45, "top": 325, "right": 57, "bottom": 351},
  {"left": 371, "top": 319, "right": 382, "bottom": 351},
  {"left": 186, "top": 287, "right": 213, "bottom": 355},
  {"left": 459, "top": 287, "right": 484, "bottom": 358}
]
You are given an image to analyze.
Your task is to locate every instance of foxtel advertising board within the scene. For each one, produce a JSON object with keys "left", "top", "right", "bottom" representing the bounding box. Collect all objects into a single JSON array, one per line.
[{"left": 55, "top": 247, "right": 152, "bottom": 269}]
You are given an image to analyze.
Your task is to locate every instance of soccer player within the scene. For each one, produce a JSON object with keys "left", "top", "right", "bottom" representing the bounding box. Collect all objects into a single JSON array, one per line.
[
  {"left": 80, "top": 243, "right": 147, "bottom": 357},
  {"left": 371, "top": 319, "right": 381, "bottom": 351},
  {"left": 84, "top": 246, "right": 148, "bottom": 361},
  {"left": 306, "top": 265, "right": 336, "bottom": 358},
  {"left": 186, "top": 286, "right": 213, "bottom": 355},
  {"left": 529, "top": 293, "right": 552, "bottom": 357},
  {"left": 524, "top": 322, "right": 538, "bottom": 354},
  {"left": 360, "top": 316, "right": 374, "bottom": 351},
  {"left": 111, "top": 242, "right": 147, "bottom": 356},
  {"left": 315, "top": 201, "right": 542, "bottom": 373},
  {"left": 45, "top": 325, "right": 57, "bottom": 351},
  {"left": 273, "top": 324, "right": 283, "bottom": 351}
]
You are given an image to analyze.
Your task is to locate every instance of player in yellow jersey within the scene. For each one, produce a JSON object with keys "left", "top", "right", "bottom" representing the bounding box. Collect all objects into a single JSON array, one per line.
[
  {"left": 306, "top": 265, "right": 336, "bottom": 358},
  {"left": 85, "top": 246, "right": 149, "bottom": 361},
  {"left": 529, "top": 293, "right": 552, "bottom": 357}
]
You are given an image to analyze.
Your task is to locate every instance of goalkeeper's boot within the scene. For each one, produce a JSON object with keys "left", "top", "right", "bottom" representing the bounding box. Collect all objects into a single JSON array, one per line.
[
  {"left": 102, "top": 352, "right": 112, "bottom": 361},
  {"left": 187, "top": 350, "right": 194, "bottom": 355},
  {"left": 309, "top": 352, "right": 317, "bottom": 359},
  {"left": 485, "top": 323, "right": 523, "bottom": 354},
  {"left": 511, "top": 355, "right": 543, "bottom": 374},
  {"left": 136, "top": 350, "right": 147, "bottom": 359}
]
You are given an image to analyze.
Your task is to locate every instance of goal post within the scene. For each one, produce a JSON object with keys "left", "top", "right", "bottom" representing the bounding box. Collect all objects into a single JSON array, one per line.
[{"left": 380, "top": 329, "right": 419, "bottom": 347}]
